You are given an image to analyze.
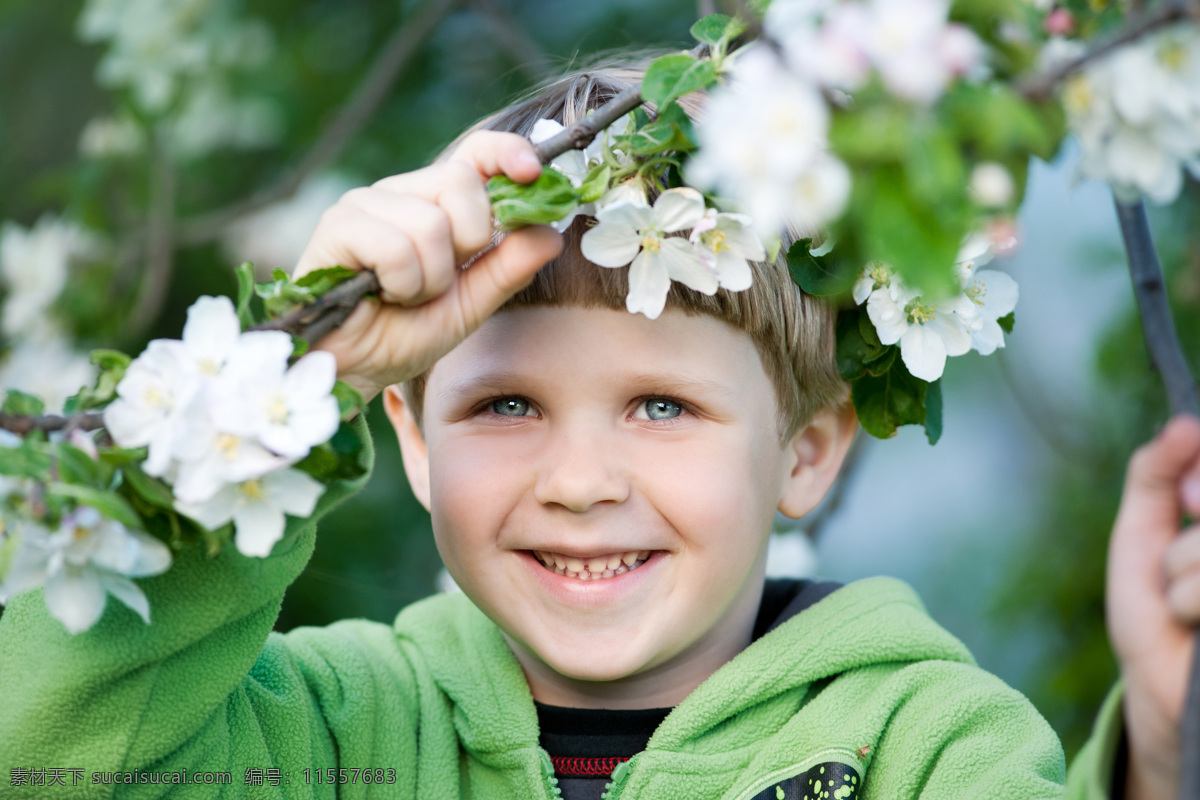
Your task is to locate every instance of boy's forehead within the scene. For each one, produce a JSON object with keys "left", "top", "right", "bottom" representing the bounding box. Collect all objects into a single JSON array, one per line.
[{"left": 427, "top": 305, "right": 767, "bottom": 396}]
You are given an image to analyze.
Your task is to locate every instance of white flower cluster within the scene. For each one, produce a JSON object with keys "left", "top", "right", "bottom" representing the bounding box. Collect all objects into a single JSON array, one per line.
[
  {"left": 580, "top": 188, "right": 765, "bottom": 319},
  {"left": 532, "top": 116, "right": 634, "bottom": 232},
  {"left": 688, "top": 46, "right": 851, "bottom": 243},
  {"left": 0, "top": 215, "right": 98, "bottom": 413},
  {"left": 0, "top": 506, "right": 171, "bottom": 634},
  {"left": 76, "top": 0, "right": 280, "bottom": 158},
  {"left": 103, "top": 296, "right": 338, "bottom": 557},
  {"left": 854, "top": 235, "right": 1018, "bottom": 381},
  {"left": 764, "top": 0, "right": 985, "bottom": 105},
  {"left": 1056, "top": 25, "right": 1200, "bottom": 204}
]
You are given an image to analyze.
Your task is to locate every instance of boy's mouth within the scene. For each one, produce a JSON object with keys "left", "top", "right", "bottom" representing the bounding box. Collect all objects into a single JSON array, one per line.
[{"left": 531, "top": 550, "right": 651, "bottom": 581}]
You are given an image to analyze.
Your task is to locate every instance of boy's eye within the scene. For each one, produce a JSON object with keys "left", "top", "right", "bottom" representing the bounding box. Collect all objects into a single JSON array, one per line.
[
  {"left": 641, "top": 398, "right": 683, "bottom": 421},
  {"left": 491, "top": 397, "right": 533, "bottom": 417}
]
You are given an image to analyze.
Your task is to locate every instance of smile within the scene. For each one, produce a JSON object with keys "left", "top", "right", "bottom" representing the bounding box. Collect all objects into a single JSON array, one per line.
[{"left": 531, "top": 550, "right": 652, "bottom": 581}]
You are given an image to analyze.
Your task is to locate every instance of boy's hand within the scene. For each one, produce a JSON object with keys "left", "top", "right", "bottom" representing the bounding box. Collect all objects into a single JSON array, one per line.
[
  {"left": 1107, "top": 414, "right": 1200, "bottom": 800},
  {"left": 293, "top": 131, "right": 563, "bottom": 401}
]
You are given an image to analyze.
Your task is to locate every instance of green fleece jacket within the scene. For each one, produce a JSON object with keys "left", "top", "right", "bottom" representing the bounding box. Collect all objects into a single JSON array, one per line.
[{"left": 0, "top": 427, "right": 1123, "bottom": 799}]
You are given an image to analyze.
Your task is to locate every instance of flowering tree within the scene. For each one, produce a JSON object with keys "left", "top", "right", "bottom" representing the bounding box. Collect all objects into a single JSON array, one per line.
[{"left": 2, "top": 0, "right": 1200, "bottom": 778}]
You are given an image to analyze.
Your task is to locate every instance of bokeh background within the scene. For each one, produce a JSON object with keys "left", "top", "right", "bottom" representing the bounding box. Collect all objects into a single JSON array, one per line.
[{"left": 1, "top": 0, "right": 1197, "bottom": 758}]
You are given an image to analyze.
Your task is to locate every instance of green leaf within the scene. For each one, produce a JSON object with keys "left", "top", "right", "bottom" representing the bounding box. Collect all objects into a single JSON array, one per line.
[
  {"left": 0, "top": 439, "right": 52, "bottom": 478},
  {"left": 294, "top": 265, "right": 357, "bottom": 294},
  {"left": 904, "top": 124, "right": 965, "bottom": 210},
  {"left": 641, "top": 54, "right": 717, "bottom": 108},
  {"left": 786, "top": 238, "right": 851, "bottom": 297},
  {"left": 830, "top": 106, "right": 913, "bottom": 162},
  {"left": 578, "top": 162, "right": 611, "bottom": 205},
  {"left": 689, "top": 13, "right": 746, "bottom": 48},
  {"left": 857, "top": 165, "right": 964, "bottom": 297},
  {"left": 851, "top": 363, "right": 928, "bottom": 439},
  {"left": 235, "top": 262, "right": 257, "bottom": 330},
  {"left": 121, "top": 462, "right": 177, "bottom": 511},
  {"left": 332, "top": 380, "right": 365, "bottom": 421},
  {"left": 626, "top": 102, "right": 696, "bottom": 157},
  {"left": 294, "top": 420, "right": 369, "bottom": 484},
  {"left": 54, "top": 442, "right": 107, "bottom": 486},
  {"left": 997, "top": 311, "right": 1015, "bottom": 334},
  {"left": 924, "top": 379, "right": 943, "bottom": 445},
  {"left": 487, "top": 169, "right": 579, "bottom": 230},
  {"left": 47, "top": 483, "right": 143, "bottom": 530},
  {"left": 2, "top": 390, "right": 44, "bottom": 417},
  {"left": 65, "top": 349, "right": 132, "bottom": 413}
]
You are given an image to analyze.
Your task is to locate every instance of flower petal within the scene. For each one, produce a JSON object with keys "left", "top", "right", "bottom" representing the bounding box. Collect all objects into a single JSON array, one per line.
[
  {"left": 899, "top": 325, "right": 948, "bottom": 382},
  {"left": 625, "top": 251, "right": 672, "bottom": 320},
  {"left": 714, "top": 249, "right": 754, "bottom": 292},
  {"left": 971, "top": 317, "right": 1005, "bottom": 356},
  {"left": 580, "top": 222, "right": 642, "bottom": 268},
  {"left": 233, "top": 499, "right": 286, "bottom": 558},
  {"left": 866, "top": 290, "right": 909, "bottom": 345},
  {"left": 651, "top": 188, "right": 707, "bottom": 233},
  {"left": 660, "top": 238, "right": 718, "bottom": 295},
  {"left": 972, "top": 270, "right": 1018, "bottom": 319},
  {"left": 100, "top": 573, "right": 152, "bottom": 624},
  {"left": 265, "top": 468, "right": 324, "bottom": 517},
  {"left": 44, "top": 567, "right": 106, "bottom": 634},
  {"left": 929, "top": 314, "right": 972, "bottom": 357}
]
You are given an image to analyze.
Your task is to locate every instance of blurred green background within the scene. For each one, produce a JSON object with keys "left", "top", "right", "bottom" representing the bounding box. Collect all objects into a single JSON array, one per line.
[{"left": 1, "top": 0, "right": 1198, "bottom": 761}]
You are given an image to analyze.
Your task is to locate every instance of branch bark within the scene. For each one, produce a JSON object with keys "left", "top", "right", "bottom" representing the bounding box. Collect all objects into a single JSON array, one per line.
[{"left": 175, "top": 0, "right": 465, "bottom": 248}]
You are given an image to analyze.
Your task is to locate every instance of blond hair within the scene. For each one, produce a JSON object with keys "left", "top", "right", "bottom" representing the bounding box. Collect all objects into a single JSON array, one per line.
[{"left": 403, "top": 56, "right": 847, "bottom": 439}]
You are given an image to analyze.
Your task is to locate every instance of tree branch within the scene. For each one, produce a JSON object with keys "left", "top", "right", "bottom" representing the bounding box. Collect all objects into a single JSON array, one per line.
[
  {"left": 1114, "top": 197, "right": 1200, "bottom": 417},
  {"left": 1019, "top": 0, "right": 1200, "bottom": 101},
  {"left": 175, "top": 0, "right": 465, "bottom": 248},
  {"left": 0, "top": 412, "right": 106, "bottom": 436}
]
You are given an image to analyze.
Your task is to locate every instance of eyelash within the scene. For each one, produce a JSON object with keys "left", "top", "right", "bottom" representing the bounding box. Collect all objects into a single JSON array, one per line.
[{"left": 471, "top": 395, "right": 692, "bottom": 425}]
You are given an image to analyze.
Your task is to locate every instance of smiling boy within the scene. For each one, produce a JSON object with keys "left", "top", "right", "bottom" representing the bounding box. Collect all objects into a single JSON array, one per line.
[{"left": 4, "top": 64, "right": 1200, "bottom": 800}]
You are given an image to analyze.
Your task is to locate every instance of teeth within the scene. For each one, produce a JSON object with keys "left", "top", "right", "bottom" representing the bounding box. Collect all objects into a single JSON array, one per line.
[{"left": 533, "top": 549, "right": 652, "bottom": 580}]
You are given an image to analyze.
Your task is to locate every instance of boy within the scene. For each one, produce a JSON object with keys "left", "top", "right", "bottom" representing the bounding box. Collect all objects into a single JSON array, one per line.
[{"left": 4, "top": 65, "right": 1200, "bottom": 800}]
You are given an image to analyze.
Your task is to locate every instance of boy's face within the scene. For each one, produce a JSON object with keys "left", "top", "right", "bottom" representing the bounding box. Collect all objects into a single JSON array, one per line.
[{"left": 387, "top": 305, "right": 852, "bottom": 707}]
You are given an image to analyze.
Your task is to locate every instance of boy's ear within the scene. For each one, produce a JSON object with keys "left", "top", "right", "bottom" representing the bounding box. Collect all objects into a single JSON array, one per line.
[
  {"left": 383, "top": 385, "right": 432, "bottom": 512},
  {"left": 777, "top": 402, "right": 859, "bottom": 519}
]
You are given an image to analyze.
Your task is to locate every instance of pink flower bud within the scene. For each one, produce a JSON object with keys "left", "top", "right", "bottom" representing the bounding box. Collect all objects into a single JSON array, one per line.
[{"left": 1044, "top": 8, "right": 1075, "bottom": 37}]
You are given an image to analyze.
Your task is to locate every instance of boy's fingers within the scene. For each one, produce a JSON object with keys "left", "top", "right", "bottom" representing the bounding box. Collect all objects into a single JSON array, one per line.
[
  {"left": 1118, "top": 415, "right": 1200, "bottom": 540},
  {"left": 446, "top": 130, "right": 543, "bottom": 183},
  {"left": 449, "top": 225, "right": 562, "bottom": 331},
  {"left": 1165, "top": 522, "right": 1200, "bottom": 583},
  {"left": 296, "top": 205, "right": 431, "bottom": 304},
  {"left": 342, "top": 189, "right": 457, "bottom": 304},
  {"left": 372, "top": 161, "right": 495, "bottom": 259}
]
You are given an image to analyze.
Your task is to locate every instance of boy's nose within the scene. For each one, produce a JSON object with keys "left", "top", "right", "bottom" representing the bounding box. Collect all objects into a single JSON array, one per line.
[{"left": 532, "top": 424, "right": 630, "bottom": 512}]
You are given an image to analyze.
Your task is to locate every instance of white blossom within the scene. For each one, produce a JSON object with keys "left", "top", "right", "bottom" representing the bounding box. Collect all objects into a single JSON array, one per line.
[
  {"left": 689, "top": 209, "right": 765, "bottom": 292},
  {"left": 530, "top": 116, "right": 630, "bottom": 232},
  {"left": 79, "top": 114, "right": 146, "bottom": 158},
  {"left": 0, "top": 330, "right": 97, "bottom": 415},
  {"left": 1061, "top": 25, "right": 1200, "bottom": 203},
  {"left": 689, "top": 46, "right": 850, "bottom": 241},
  {"left": 580, "top": 188, "right": 714, "bottom": 319},
  {"left": 764, "top": 0, "right": 985, "bottom": 105},
  {"left": 955, "top": 238, "right": 1018, "bottom": 355},
  {"left": 867, "top": 283, "right": 976, "bottom": 381},
  {"left": 0, "top": 215, "right": 98, "bottom": 338},
  {"left": 969, "top": 162, "right": 1016, "bottom": 207},
  {"left": 0, "top": 508, "right": 171, "bottom": 634},
  {"left": 104, "top": 339, "right": 198, "bottom": 476},
  {"left": 174, "top": 468, "right": 323, "bottom": 557}
]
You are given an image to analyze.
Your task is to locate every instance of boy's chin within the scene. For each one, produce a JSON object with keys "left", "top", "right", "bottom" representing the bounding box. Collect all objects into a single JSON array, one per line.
[{"left": 508, "top": 629, "right": 667, "bottom": 685}]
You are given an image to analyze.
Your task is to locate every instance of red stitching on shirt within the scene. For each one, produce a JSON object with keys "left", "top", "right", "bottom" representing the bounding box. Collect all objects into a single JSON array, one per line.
[{"left": 550, "top": 756, "right": 631, "bottom": 777}]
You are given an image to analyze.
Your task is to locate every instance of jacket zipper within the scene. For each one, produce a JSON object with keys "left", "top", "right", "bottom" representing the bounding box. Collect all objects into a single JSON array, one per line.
[
  {"left": 538, "top": 750, "right": 564, "bottom": 800},
  {"left": 601, "top": 755, "right": 638, "bottom": 800}
]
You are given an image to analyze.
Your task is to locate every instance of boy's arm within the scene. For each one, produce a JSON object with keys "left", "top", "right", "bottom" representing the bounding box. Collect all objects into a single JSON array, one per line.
[{"left": 0, "top": 415, "right": 373, "bottom": 791}]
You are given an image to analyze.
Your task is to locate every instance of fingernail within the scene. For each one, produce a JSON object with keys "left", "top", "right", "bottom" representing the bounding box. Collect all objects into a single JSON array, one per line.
[
  {"left": 1184, "top": 476, "right": 1200, "bottom": 510},
  {"left": 515, "top": 150, "right": 542, "bottom": 172}
]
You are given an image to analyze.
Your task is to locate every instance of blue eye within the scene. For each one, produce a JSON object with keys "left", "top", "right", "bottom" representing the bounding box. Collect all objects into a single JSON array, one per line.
[
  {"left": 643, "top": 398, "right": 682, "bottom": 420},
  {"left": 492, "top": 397, "right": 532, "bottom": 416}
]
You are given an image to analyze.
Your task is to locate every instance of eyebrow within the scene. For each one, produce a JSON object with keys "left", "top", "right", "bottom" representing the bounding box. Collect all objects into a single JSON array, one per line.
[{"left": 435, "top": 370, "right": 732, "bottom": 405}]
